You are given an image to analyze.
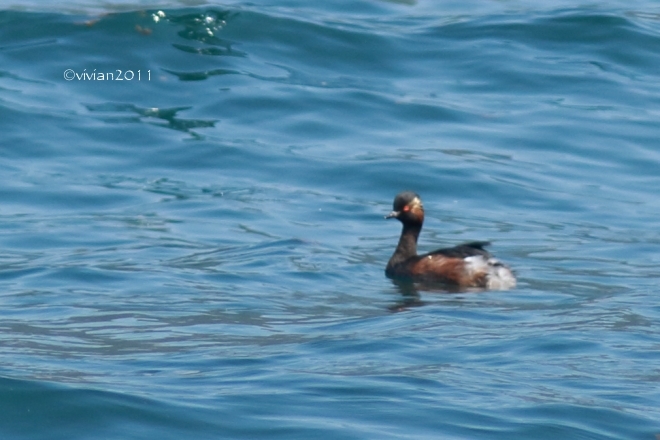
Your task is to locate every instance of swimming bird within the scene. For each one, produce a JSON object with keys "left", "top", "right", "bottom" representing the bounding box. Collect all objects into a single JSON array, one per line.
[{"left": 385, "top": 191, "right": 516, "bottom": 290}]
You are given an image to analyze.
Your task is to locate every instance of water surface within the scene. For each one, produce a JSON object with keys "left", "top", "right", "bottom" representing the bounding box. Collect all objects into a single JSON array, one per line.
[{"left": 1, "top": 1, "right": 660, "bottom": 439}]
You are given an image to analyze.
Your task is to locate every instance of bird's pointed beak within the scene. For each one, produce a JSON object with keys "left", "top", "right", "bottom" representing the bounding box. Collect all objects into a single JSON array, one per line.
[{"left": 385, "top": 210, "right": 399, "bottom": 219}]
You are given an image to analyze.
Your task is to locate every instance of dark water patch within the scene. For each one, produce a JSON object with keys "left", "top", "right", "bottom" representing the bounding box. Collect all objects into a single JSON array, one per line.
[{"left": 0, "top": 376, "right": 230, "bottom": 440}]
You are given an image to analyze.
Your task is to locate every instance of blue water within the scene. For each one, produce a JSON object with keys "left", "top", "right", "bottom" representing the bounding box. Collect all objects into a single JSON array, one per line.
[{"left": 1, "top": 1, "right": 660, "bottom": 438}]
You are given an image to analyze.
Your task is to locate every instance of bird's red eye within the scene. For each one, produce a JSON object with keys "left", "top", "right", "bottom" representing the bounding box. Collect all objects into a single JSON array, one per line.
[{"left": 402, "top": 205, "right": 410, "bottom": 212}]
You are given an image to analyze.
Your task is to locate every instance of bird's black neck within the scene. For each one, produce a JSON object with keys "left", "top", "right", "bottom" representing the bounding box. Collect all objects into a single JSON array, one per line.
[{"left": 389, "top": 222, "right": 421, "bottom": 265}]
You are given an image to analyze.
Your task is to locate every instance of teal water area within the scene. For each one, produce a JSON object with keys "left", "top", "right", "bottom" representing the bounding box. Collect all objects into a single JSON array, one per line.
[{"left": 1, "top": 1, "right": 660, "bottom": 439}]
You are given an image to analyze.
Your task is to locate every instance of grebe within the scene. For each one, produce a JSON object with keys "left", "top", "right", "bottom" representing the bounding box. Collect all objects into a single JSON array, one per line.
[{"left": 385, "top": 191, "right": 516, "bottom": 290}]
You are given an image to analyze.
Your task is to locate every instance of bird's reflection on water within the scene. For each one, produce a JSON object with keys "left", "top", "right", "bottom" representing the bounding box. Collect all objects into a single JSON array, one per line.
[{"left": 388, "top": 279, "right": 486, "bottom": 312}]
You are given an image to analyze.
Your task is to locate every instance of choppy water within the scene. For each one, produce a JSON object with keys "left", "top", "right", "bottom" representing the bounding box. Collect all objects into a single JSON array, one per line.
[{"left": 1, "top": 1, "right": 660, "bottom": 439}]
